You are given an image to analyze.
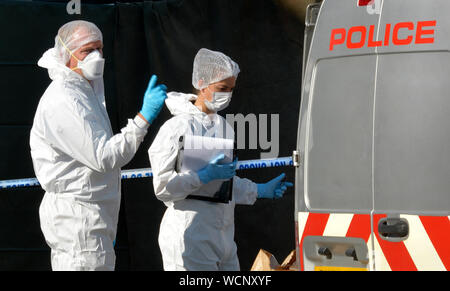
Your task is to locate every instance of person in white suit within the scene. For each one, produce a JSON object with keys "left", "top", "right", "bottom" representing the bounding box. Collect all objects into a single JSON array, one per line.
[
  {"left": 148, "top": 48, "right": 292, "bottom": 271},
  {"left": 30, "top": 20, "right": 167, "bottom": 271}
]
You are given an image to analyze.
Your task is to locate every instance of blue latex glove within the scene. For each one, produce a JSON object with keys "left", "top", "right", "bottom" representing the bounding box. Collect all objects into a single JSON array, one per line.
[
  {"left": 140, "top": 75, "right": 167, "bottom": 124},
  {"left": 257, "top": 173, "right": 293, "bottom": 199},
  {"left": 197, "top": 153, "right": 237, "bottom": 184}
]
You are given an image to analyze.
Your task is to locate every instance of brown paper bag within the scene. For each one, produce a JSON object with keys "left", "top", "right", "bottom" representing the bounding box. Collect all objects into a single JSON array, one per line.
[
  {"left": 278, "top": 250, "right": 297, "bottom": 271},
  {"left": 250, "top": 249, "right": 280, "bottom": 271},
  {"left": 250, "top": 249, "right": 297, "bottom": 271}
]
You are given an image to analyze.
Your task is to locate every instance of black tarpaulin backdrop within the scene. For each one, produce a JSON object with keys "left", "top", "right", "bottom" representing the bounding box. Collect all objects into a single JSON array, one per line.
[{"left": 0, "top": 0, "right": 303, "bottom": 270}]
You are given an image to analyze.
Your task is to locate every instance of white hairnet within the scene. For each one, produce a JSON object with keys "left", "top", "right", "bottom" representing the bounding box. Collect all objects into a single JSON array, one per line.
[
  {"left": 54, "top": 20, "right": 103, "bottom": 65},
  {"left": 192, "top": 48, "right": 240, "bottom": 90}
]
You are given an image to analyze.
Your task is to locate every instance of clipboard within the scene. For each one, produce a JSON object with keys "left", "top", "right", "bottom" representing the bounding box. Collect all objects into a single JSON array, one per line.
[{"left": 176, "top": 135, "right": 235, "bottom": 204}]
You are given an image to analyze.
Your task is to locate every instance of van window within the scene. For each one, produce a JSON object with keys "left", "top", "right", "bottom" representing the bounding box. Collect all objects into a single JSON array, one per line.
[
  {"left": 305, "top": 55, "right": 375, "bottom": 212},
  {"left": 374, "top": 52, "right": 450, "bottom": 215}
]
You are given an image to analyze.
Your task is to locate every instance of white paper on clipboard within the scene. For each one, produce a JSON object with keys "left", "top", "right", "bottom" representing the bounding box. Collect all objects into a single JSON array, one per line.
[
  {"left": 179, "top": 135, "right": 234, "bottom": 200},
  {"left": 180, "top": 135, "right": 234, "bottom": 173}
]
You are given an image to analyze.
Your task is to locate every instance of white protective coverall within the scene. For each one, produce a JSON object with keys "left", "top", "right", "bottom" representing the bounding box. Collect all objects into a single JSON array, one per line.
[
  {"left": 30, "top": 47, "right": 149, "bottom": 270},
  {"left": 148, "top": 92, "right": 258, "bottom": 271}
]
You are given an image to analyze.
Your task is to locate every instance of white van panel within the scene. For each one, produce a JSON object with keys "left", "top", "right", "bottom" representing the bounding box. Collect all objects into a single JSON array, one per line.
[
  {"left": 374, "top": 52, "right": 450, "bottom": 215},
  {"left": 305, "top": 55, "right": 375, "bottom": 212}
]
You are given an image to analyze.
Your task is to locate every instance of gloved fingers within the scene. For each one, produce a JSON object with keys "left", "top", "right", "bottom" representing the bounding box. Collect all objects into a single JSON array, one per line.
[
  {"left": 225, "top": 166, "right": 237, "bottom": 174},
  {"left": 151, "top": 85, "right": 167, "bottom": 95},
  {"left": 276, "top": 185, "right": 286, "bottom": 193},
  {"left": 210, "top": 153, "right": 226, "bottom": 164},
  {"left": 146, "top": 75, "right": 158, "bottom": 92},
  {"left": 283, "top": 182, "right": 294, "bottom": 187},
  {"left": 271, "top": 173, "right": 286, "bottom": 185},
  {"left": 217, "top": 164, "right": 236, "bottom": 172},
  {"left": 230, "top": 158, "right": 238, "bottom": 169},
  {"left": 225, "top": 163, "right": 236, "bottom": 170},
  {"left": 151, "top": 91, "right": 167, "bottom": 102},
  {"left": 274, "top": 190, "right": 283, "bottom": 199},
  {"left": 217, "top": 161, "right": 237, "bottom": 173},
  {"left": 274, "top": 181, "right": 294, "bottom": 198},
  {"left": 153, "top": 87, "right": 167, "bottom": 98},
  {"left": 145, "top": 77, "right": 168, "bottom": 102},
  {"left": 218, "top": 168, "right": 235, "bottom": 180},
  {"left": 280, "top": 182, "right": 293, "bottom": 192}
]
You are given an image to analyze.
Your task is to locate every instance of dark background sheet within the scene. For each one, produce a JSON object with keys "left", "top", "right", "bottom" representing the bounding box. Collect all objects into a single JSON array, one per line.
[{"left": 0, "top": 0, "right": 303, "bottom": 270}]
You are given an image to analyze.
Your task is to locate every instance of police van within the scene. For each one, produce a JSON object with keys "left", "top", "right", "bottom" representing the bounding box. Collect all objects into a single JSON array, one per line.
[{"left": 294, "top": 0, "right": 450, "bottom": 271}]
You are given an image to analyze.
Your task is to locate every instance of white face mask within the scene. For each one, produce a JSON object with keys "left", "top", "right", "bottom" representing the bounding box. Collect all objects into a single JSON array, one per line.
[
  {"left": 72, "top": 50, "right": 105, "bottom": 81},
  {"left": 58, "top": 36, "right": 105, "bottom": 81},
  {"left": 204, "top": 88, "right": 233, "bottom": 112}
]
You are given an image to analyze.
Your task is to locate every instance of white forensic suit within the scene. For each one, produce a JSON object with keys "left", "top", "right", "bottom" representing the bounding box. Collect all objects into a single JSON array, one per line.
[
  {"left": 30, "top": 48, "right": 149, "bottom": 270},
  {"left": 148, "top": 92, "right": 258, "bottom": 271}
]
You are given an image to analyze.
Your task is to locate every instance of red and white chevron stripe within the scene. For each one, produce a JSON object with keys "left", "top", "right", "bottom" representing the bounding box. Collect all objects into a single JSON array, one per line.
[{"left": 297, "top": 212, "right": 450, "bottom": 271}]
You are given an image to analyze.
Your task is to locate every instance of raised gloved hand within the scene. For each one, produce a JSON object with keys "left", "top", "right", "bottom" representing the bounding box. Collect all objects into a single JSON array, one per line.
[
  {"left": 139, "top": 75, "right": 167, "bottom": 124},
  {"left": 257, "top": 173, "right": 293, "bottom": 199},
  {"left": 197, "top": 153, "right": 237, "bottom": 184}
]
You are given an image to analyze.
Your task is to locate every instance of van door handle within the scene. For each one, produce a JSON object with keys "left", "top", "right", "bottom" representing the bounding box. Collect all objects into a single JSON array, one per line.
[{"left": 378, "top": 217, "right": 409, "bottom": 241}]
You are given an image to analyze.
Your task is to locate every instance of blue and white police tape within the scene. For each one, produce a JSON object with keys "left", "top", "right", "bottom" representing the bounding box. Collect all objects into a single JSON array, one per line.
[{"left": 0, "top": 156, "right": 293, "bottom": 190}]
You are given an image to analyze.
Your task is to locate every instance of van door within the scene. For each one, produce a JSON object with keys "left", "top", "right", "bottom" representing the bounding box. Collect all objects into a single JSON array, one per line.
[
  {"left": 295, "top": 0, "right": 378, "bottom": 271},
  {"left": 372, "top": 0, "right": 450, "bottom": 271}
]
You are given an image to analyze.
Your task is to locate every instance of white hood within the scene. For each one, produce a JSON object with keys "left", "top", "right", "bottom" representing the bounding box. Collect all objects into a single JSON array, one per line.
[
  {"left": 165, "top": 92, "right": 203, "bottom": 116},
  {"left": 38, "top": 48, "right": 75, "bottom": 81}
]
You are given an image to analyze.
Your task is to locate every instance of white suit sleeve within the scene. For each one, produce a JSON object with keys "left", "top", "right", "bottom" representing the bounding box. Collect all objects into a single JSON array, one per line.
[
  {"left": 233, "top": 176, "right": 258, "bottom": 205},
  {"left": 148, "top": 119, "right": 203, "bottom": 203},
  {"left": 44, "top": 90, "right": 148, "bottom": 173}
]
